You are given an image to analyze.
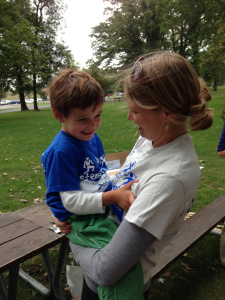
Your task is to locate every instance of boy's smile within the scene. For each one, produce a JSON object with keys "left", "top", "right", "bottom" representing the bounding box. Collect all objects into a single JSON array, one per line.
[{"left": 54, "top": 103, "right": 103, "bottom": 141}]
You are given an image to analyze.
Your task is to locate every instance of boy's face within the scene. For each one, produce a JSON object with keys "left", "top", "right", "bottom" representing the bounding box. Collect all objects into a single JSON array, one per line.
[{"left": 54, "top": 103, "right": 102, "bottom": 141}]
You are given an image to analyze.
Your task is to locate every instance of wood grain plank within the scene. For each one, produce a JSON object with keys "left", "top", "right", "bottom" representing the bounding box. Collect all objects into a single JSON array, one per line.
[
  {"left": 0, "top": 227, "right": 66, "bottom": 273},
  {"left": 0, "top": 219, "right": 41, "bottom": 245},
  {"left": 151, "top": 195, "right": 225, "bottom": 279},
  {"left": 0, "top": 212, "right": 23, "bottom": 228}
]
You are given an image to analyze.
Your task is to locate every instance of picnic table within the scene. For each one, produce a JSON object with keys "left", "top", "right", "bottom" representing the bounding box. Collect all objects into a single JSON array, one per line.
[
  {"left": 0, "top": 151, "right": 225, "bottom": 299},
  {"left": 0, "top": 202, "right": 70, "bottom": 300}
]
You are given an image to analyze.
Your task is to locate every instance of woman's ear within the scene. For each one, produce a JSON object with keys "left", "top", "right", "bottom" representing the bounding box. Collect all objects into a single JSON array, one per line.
[
  {"left": 165, "top": 111, "right": 176, "bottom": 122},
  {"left": 53, "top": 109, "right": 64, "bottom": 123}
]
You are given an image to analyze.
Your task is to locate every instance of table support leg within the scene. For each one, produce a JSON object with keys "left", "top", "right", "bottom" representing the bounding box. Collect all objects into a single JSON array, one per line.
[
  {"left": 0, "top": 274, "right": 7, "bottom": 300},
  {"left": 7, "top": 265, "right": 20, "bottom": 300},
  {"left": 220, "top": 221, "right": 225, "bottom": 266},
  {"left": 52, "top": 238, "right": 70, "bottom": 300}
]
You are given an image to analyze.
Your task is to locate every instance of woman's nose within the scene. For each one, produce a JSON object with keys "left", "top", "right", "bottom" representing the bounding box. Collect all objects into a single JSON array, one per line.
[{"left": 127, "top": 111, "right": 133, "bottom": 121}]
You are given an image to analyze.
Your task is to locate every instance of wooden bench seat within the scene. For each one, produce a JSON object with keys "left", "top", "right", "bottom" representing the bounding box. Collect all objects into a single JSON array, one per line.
[{"left": 151, "top": 195, "right": 225, "bottom": 279}]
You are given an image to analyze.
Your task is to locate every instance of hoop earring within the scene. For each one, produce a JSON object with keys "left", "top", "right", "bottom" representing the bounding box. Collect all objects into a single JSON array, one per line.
[{"left": 165, "top": 122, "right": 169, "bottom": 130}]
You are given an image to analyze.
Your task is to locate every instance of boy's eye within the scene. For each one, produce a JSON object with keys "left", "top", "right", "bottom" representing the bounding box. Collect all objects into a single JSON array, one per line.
[
  {"left": 78, "top": 118, "right": 87, "bottom": 122},
  {"left": 95, "top": 114, "right": 101, "bottom": 118}
]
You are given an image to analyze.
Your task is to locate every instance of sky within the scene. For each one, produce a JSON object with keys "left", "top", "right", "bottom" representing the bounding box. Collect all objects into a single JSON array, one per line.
[{"left": 59, "top": 0, "right": 106, "bottom": 68}]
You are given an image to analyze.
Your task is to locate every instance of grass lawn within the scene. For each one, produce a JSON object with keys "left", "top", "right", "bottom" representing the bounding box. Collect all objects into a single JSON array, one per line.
[{"left": 1, "top": 88, "right": 225, "bottom": 299}]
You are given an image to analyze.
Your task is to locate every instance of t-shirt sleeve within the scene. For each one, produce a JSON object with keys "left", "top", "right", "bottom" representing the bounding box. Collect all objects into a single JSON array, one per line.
[
  {"left": 60, "top": 190, "right": 105, "bottom": 214},
  {"left": 125, "top": 174, "right": 186, "bottom": 240}
]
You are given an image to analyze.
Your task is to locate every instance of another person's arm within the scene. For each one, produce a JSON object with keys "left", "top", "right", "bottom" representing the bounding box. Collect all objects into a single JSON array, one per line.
[
  {"left": 66, "top": 219, "right": 156, "bottom": 286},
  {"left": 218, "top": 123, "right": 225, "bottom": 157}
]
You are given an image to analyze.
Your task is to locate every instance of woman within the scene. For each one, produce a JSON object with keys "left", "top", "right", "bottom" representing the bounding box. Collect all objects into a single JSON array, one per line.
[{"left": 55, "top": 52, "right": 213, "bottom": 299}]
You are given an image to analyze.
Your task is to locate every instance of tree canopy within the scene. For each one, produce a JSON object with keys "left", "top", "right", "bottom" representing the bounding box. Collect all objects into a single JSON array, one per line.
[{"left": 90, "top": 0, "right": 225, "bottom": 89}]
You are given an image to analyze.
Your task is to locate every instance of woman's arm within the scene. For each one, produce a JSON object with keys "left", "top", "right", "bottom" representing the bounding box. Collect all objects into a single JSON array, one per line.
[{"left": 69, "top": 219, "right": 156, "bottom": 286}]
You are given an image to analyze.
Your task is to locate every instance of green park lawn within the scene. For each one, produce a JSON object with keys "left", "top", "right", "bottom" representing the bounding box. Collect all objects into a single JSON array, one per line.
[{"left": 1, "top": 88, "right": 225, "bottom": 299}]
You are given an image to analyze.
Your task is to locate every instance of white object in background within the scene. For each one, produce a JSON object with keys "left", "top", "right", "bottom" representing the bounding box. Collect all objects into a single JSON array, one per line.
[
  {"left": 220, "top": 222, "right": 225, "bottom": 267},
  {"left": 66, "top": 265, "right": 84, "bottom": 298}
]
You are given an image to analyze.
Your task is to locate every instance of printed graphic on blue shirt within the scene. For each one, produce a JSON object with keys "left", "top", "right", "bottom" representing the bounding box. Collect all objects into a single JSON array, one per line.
[
  {"left": 111, "top": 158, "right": 137, "bottom": 221},
  {"left": 79, "top": 154, "right": 110, "bottom": 193}
]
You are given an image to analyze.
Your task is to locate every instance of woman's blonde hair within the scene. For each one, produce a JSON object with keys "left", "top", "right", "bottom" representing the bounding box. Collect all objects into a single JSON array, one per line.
[
  {"left": 124, "top": 52, "right": 213, "bottom": 131},
  {"left": 44, "top": 69, "right": 104, "bottom": 117}
]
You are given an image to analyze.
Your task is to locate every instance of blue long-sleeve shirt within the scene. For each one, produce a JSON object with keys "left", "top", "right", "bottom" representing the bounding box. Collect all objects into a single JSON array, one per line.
[{"left": 217, "top": 123, "right": 225, "bottom": 152}]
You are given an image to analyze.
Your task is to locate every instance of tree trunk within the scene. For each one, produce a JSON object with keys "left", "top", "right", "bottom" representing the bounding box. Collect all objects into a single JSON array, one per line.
[
  {"left": 19, "top": 92, "right": 29, "bottom": 111},
  {"left": 33, "top": 72, "right": 39, "bottom": 111},
  {"left": 17, "top": 72, "right": 29, "bottom": 111}
]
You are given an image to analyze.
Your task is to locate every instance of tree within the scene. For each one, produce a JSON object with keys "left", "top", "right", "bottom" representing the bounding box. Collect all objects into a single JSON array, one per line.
[
  {"left": 84, "top": 64, "right": 118, "bottom": 96},
  {"left": 90, "top": 0, "right": 163, "bottom": 68},
  {"left": 0, "top": 0, "right": 74, "bottom": 111},
  {"left": 159, "top": 0, "right": 225, "bottom": 71},
  {"left": 90, "top": 0, "right": 225, "bottom": 86},
  {"left": 199, "top": 23, "right": 225, "bottom": 90},
  {"left": 0, "top": 0, "right": 34, "bottom": 110}
]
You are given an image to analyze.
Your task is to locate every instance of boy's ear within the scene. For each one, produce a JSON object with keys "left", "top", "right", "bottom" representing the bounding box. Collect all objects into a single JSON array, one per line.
[{"left": 53, "top": 109, "right": 64, "bottom": 123}]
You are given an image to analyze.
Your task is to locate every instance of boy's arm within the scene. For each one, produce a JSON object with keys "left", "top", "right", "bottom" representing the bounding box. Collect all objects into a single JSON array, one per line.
[
  {"left": 60, "top": 180, "right": 138, "bottom": 215},
  {"left": 102, "top": 180, "right": 138, "bottom": 211},
  {"left": 60, "top": 191, "right": 105, "bottom": 215}
]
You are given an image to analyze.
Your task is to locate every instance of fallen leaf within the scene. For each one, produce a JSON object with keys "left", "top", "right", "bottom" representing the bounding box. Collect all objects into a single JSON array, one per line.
[
  {"left": 206, "top": 267, "right": 216, "bottom": 271},
  {"left": 33, "top": 198, "right": 43, "bottom": 203},
  {"left": 182, "top": 263, "right": 194, "bottom": 271},
  {"left": 158, "top": 278, "right": 165, "bottom": 283},
  {"left": 162, "top": 272, "right": 171, "bottom": 277},
  {"left": 20, "top": 199, "right": 28, "bottom": 203}
]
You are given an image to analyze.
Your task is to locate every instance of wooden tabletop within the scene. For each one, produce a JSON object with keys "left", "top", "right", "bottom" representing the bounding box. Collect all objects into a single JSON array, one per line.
[{"left": 0, "top": 202, "right": 66, "bottom": 273}]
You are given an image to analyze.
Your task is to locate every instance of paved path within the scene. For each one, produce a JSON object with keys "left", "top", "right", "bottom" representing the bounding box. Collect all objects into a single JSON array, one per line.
[{"left": 0, "top": 104, "right": 51, "bottom": 113}]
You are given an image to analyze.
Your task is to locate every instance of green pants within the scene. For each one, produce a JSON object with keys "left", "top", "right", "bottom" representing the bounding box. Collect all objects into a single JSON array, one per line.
[{"left": 67, "top": 213, "right": 144, "bottom": 300}]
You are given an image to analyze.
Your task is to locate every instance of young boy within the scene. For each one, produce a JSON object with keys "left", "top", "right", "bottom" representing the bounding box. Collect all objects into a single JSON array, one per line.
[{"left": 41, "top": 69, "right": 143, "bottom": 300}]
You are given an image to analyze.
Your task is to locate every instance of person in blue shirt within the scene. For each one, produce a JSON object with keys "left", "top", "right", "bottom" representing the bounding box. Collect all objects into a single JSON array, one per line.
[
  {"left": 41, "top": 69, "right": 143, "bottom": 300},
  {"left": 217, "top": 121, "right": 225, "bottom": 157}
]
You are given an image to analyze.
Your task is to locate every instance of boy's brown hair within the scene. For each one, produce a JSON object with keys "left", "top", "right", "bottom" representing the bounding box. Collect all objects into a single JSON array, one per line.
[{"left": 44, "top": 69, "right": 104, "bottom": 117}]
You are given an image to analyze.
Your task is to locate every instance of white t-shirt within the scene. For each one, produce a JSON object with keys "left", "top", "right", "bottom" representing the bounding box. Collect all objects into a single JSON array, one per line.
[{"left": 112, "top": 134, "right": 201, "bottom": 283}]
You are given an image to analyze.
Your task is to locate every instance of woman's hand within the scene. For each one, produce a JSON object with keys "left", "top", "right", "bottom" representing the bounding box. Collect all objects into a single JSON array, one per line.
[{"left": 53, "top": 217, "right": 71, "bottom": 234}]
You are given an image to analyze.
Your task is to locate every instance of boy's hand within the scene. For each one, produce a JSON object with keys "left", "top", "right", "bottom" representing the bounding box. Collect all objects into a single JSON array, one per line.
[
  {"left": 53, "top": 217, "right": 72, "bottom": 234},
  {"left": 115, "top": 180, "right": 138, "bottom": 211},
  {"left": 102, "top": 180, "right": 138, "bottom": 211}
]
